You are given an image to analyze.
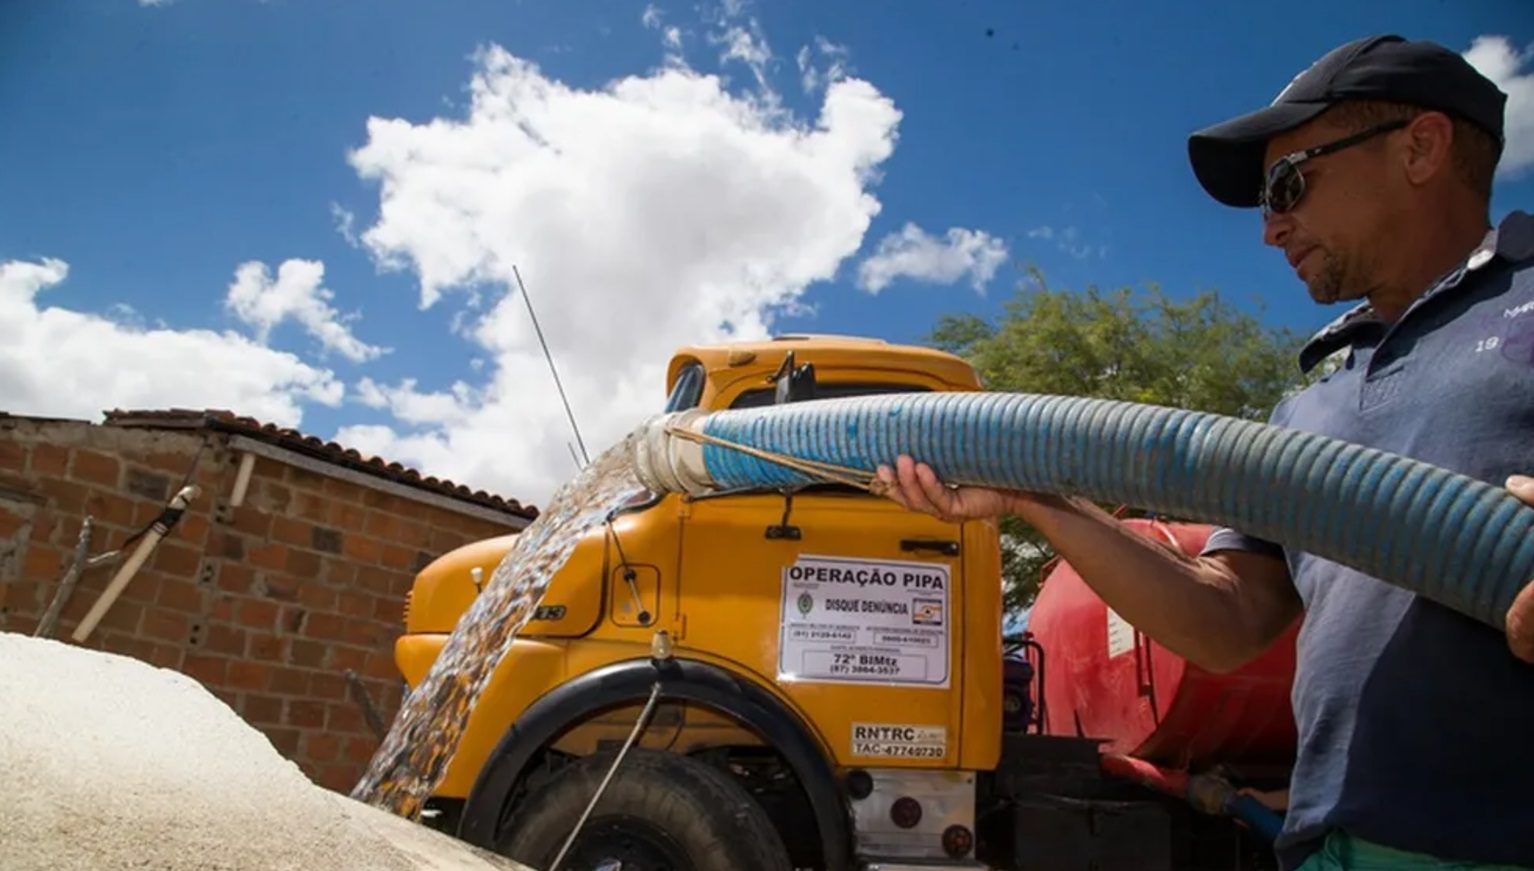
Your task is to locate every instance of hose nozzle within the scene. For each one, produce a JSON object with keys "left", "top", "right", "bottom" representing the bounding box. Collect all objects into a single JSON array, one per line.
[{"left": 630, "top": 409, "right": 716, "bottom": 496}]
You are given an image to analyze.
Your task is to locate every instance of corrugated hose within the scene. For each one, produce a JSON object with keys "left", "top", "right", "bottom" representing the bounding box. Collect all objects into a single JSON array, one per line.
[{"left": 630, "top": 392, "right": 1534, "bottom": 631}]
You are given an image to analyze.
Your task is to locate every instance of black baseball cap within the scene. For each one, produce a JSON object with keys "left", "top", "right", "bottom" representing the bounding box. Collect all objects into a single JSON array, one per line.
[{"left": 1188, "top": 34, "right": 1507, "bottom": 208}]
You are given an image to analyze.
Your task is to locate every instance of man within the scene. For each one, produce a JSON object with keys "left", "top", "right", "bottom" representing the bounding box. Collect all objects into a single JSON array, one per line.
[{"left": 877, "top": 34, "right": 1534, "bottom": 870}]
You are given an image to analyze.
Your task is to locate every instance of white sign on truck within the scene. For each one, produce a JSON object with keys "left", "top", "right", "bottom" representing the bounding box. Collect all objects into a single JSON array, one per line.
[
  {"left": 850, "top": 722, "right": 948, "bottom": 759},
  {"left": 777, "top": 554, "right": 950, "bottom": 688}
]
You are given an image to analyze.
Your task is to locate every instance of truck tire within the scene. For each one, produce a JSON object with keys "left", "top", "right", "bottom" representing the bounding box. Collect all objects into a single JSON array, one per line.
[{"left": 496, "top": 748, "right": 793, "bottom": 871}]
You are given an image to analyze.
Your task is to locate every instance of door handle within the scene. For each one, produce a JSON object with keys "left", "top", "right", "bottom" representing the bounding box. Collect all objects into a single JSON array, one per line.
[{"left": 900, "top": 539, "right": 959, "bottom": 556}]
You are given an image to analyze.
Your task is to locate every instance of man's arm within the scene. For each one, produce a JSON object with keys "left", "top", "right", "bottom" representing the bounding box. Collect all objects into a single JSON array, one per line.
[
  {"left": 878, "top": 456, "right": 1302, "bottom": 674},
  {"left": 1019, "top": 490, "right": 1301, "bottom": 673}
]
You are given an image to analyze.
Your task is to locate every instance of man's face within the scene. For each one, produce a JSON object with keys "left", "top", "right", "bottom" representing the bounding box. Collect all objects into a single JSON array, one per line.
[{"left": 1260, "top": 117, "right": 1399, "bottom": 305}]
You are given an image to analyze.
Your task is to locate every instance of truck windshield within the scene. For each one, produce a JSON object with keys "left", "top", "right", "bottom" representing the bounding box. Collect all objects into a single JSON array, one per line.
[
  {"left": 664, "top": 362, "right": 706, "bottom": 412},
  {"left": 729, "top": 382, "right": 930, "bottom": 409}
]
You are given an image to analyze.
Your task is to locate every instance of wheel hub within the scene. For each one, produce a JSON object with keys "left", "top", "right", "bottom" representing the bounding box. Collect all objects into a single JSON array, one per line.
[{"left": 561, "top": 816, "right": 694, "bottom": 871}]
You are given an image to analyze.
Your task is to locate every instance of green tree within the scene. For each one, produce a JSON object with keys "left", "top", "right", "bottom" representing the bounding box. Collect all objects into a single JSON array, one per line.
[{"left": 930, "top": 267, "right": 1314, "bottom": 613}]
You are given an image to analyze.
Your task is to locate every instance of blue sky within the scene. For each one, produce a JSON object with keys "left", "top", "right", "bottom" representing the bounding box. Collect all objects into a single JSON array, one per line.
[{"left": 1, "top": 0, "right": 1530, "bottom": 504}]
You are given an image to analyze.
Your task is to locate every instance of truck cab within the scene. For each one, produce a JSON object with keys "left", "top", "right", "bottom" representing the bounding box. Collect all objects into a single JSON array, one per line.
[{"left": 396, "top": 335, "right": 1004, "bottom": 869}]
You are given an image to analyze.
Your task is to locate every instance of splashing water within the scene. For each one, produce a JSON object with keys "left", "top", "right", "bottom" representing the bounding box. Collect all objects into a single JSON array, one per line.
[{"left": 350, "top": 434, "right": 649, "bottom": 818}]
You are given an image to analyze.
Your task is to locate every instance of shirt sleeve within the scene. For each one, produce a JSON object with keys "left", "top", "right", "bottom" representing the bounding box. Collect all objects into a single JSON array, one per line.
[{"left": 1200, "top": 527, "right": 1285, "bottom": 559}]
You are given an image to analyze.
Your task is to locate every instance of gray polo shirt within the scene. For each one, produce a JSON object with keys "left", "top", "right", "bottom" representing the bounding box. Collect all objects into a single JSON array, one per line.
[{"left": 1204, "top": 210, "right": 1534, "bottom": 869}]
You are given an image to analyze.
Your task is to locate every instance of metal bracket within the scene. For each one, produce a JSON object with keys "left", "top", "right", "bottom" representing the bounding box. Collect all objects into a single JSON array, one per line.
[
  {"left": 622, "top": 567, "right": 653, "bottom": 625},
  {"left": 901, "top": 539, "right": 960, "bottom": 557},
  {"left": 765, "top": 489, "right": 801, "bottom": 540}
]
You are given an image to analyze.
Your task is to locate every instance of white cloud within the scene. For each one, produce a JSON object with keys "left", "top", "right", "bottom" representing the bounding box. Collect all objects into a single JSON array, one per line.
[
  {"left": 1027, "top": 224, "right": 1102, "bottom": 260},
  {"left": 856, "top": 223, "right": 1008, "bottom": 294},
  {"left": 355, "top": 377, "right": 389, "bottom": 409},
  {"left": 714, "top": 18, "right": 774, "bottom": 97},
  {"left": 700, "top": 0, "right": 775, "bottom": 101},
  {"left": 797, "top": 36, "right": 850, "bottom": 94},
  {"left": 138, "top": 0, "right": 173, "bottom": 6},
  {"left": 0, "top": 258, "right": 342, "bottom": 427},
  {"left": 353, "top": 377, "right": 475, "bottom": 426},
  {"left": 225, "top": 259, "right": 387, "bottom": 363},
  {"left": 104, "top": 302, "right": 147, "bottom": 330},
  {"left": 342, "top": 44, "right": 901, "bottom": 503},
  {"left": 1463, "top": 34, "right": 1534, "bottom": 177},
  {"left": 641, "top": 4, "right": 685, "bottom": 59},
  {"left": 331, "top": 203, "right": 360, "bottom": 247}
]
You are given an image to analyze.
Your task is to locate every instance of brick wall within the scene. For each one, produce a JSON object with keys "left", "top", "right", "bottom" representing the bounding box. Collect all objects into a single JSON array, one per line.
[{"left": 0, "top": 415, "right": 526, "bottom": 793}]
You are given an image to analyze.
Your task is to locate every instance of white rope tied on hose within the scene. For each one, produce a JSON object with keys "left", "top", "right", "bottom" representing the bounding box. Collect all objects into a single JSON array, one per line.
[{"left": 546, "top": 681, "right": 664, "bottom": 871}]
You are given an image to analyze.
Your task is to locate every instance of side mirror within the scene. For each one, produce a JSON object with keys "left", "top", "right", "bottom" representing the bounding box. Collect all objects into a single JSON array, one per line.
[{"left": 772, "top": 352, "right": 817, "bottom": 404}]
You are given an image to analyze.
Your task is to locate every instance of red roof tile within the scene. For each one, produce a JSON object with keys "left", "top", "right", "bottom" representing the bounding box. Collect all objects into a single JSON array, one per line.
[{"left": 101, "top": 409, "right": 539, "bottom": 520}]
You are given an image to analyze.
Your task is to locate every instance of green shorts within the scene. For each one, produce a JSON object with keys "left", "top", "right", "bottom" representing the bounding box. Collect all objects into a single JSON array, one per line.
[{"left": 1296, "top": 831, "right": 1533, "bottom": 870}]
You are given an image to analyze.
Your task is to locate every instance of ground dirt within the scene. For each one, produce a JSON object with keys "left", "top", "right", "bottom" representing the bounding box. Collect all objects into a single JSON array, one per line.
[{"left": 0, "top": 631, "right": 535, "bottom": 870}]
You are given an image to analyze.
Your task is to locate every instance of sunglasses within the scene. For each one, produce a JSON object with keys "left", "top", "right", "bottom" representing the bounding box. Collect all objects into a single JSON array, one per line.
[{"left": 1260, "top": 119, "right": 1410, "bottom": 216}]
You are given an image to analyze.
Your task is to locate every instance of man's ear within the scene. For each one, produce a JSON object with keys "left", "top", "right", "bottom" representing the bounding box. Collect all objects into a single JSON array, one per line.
[{"left": 1402, "top": 111, "right": 1455, "bottom": 187}]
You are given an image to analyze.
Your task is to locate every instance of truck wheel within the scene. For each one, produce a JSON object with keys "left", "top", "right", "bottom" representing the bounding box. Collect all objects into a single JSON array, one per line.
[{"left": 496, "top": 748, "right": 793, "bottom": 871}]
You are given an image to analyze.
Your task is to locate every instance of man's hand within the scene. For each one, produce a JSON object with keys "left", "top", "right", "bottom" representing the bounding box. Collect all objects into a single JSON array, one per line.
[
  {"left": 875, "top": 455, "right": 1021, "bottom": 523},
  {"left": 1507, "top": 475, "right": 1534, "bottom": 664}
]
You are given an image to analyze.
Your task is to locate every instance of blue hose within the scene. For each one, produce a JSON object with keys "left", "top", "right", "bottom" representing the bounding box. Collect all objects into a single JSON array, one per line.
[
  {"left": 644, "top": 392, "right": 1534, "bottom": 630},
  {"left": 1224, "top": 794, "right": 1286, "bottom": 843}
]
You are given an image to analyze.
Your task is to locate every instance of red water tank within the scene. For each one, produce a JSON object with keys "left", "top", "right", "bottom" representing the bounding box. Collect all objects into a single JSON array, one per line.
[{"left": 1026, "top": 518, "right": 1299, "bottom": 769}]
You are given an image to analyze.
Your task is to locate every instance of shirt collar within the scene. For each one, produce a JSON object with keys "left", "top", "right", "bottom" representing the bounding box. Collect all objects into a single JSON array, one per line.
[{"left": 1296, "top": 210, "right": 1533, "bottom": 374}]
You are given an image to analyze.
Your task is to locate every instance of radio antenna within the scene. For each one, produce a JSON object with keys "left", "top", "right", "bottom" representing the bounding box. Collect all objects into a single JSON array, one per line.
[{"left": 513, "top": 264, "right": 590, "bottom": 466}]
